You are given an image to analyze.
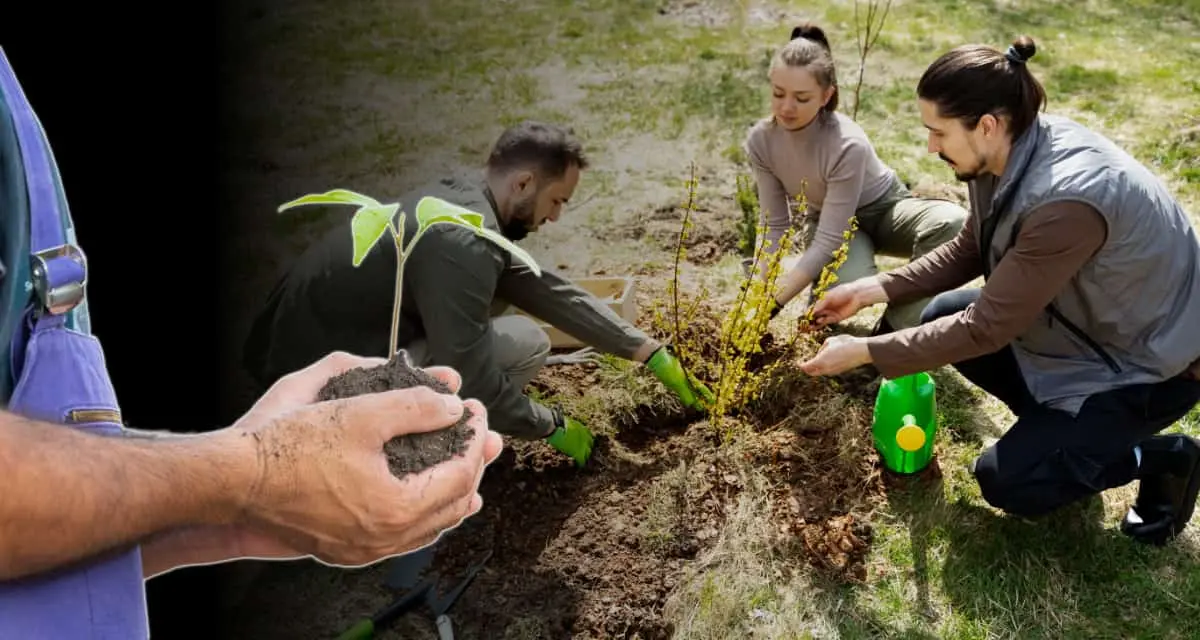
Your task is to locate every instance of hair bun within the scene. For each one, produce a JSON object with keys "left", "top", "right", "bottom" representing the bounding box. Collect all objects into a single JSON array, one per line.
[
  {"left": 790, "top": 22, "right": 831, "bottom": 51},
  {"left": 1011, "top": 35, "right": 1037, "bottom": 62}
]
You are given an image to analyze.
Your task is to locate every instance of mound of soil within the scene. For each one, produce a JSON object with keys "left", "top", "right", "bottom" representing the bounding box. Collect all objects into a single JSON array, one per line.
[
  {"left": 395, "top": 415, "right": 741, "bottom": 639},
  {"left": 215, "top": 294, "right": 897, "bottom": 638},
  {"left": 315, "top": 352, "right": 475, "bottom": 478}
]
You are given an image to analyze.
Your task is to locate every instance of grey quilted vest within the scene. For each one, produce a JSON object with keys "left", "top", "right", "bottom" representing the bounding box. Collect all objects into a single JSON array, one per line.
[{"left": 968, "top": 114, "right": 1200, "bottom": 416}]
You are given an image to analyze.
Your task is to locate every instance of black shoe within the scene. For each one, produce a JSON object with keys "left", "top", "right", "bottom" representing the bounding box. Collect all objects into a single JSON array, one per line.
[{"left": 1120, "top": 434, "right": 1200, "bottom": 546}]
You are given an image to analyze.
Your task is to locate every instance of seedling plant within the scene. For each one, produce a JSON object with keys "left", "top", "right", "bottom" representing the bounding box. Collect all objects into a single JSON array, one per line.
[{"left": 276, "top": 188, "right": 542, "bottom": 477}]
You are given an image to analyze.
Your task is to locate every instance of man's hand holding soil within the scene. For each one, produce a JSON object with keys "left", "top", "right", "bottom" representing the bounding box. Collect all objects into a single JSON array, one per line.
[
  {"left": 136, "top": 352, "right": 503, "bottom": 577},
  {"left": 251, "top": 353, "right": 499, "bottom": 559}
]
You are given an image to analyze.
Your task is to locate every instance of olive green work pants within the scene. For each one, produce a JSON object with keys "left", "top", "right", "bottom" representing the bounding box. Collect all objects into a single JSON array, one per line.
[{"left": 786, "top": 178, "right": 969, "bottom": 330}]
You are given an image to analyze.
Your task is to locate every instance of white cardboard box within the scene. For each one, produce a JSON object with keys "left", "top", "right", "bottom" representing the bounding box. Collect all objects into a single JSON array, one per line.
[{"left": 505, "top": 276, "right": 638, "bottom": 349}]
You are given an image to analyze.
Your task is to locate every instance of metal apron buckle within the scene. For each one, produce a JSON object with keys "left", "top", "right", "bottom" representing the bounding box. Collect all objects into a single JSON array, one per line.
[{"left": 30, "top": 243, "right": 86, "bottom": 315}]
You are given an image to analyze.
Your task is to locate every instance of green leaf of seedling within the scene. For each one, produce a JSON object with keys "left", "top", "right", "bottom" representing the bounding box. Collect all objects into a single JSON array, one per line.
[
  {"left": 413, "top": 196, "right": 541, "bottom": 276},
  {"left": 350, "top": 203, "right": 400, "bottom": 267},
  {"left": 277, "top": 188, "right": 383, "bottom": 212},
  {"left": 475, "top": 227, "right": 542, "bottom": 277},
  {"left": 414, "top": 196, "right": 485, "bottom": 231}
]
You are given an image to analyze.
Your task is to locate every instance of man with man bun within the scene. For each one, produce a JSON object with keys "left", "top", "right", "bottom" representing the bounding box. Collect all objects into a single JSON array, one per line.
[{"left": 799, "top": 36, "right": 1200, "bottom": 546}]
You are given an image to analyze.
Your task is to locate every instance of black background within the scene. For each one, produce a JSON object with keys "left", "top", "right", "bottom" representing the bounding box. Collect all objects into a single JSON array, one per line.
[{"left": 3, "top": 5, "right": 228, "bottom": 637}]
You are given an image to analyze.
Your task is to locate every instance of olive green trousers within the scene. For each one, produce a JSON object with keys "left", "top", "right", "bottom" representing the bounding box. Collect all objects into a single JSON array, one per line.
[{"left": 787, "top": 177, "right": 969, "bottom": 330}]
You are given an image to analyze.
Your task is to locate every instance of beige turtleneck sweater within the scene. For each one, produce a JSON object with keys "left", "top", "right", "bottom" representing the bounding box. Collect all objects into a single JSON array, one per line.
[{"left": 743, "top": 110, "right": 898, "bottom": 296}]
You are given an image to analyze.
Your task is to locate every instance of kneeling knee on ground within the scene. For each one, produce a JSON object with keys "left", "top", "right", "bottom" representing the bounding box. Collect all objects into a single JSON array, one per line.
[{"left": 971, "top": 447, "right": 1095, "bottom": 518}]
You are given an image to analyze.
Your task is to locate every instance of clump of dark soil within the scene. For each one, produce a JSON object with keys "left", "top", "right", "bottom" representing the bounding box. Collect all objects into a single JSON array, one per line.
[{"left": 316, "top": 352, "right": 474, "bottom": 478}]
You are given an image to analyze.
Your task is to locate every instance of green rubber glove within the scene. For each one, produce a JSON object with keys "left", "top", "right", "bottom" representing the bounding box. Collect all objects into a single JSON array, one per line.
[
  {"left": 546, "top": 407, "right": 594, "bottom": 467},
  {"left": 336, "top": 619, "right": 374, "bottom": 640},
  {"left": 645, "top": 346, "right": 716, "bottom": 411}
]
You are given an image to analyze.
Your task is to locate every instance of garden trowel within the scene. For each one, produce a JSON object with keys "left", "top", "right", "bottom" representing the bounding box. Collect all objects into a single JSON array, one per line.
[
  {"left": 423, "top": 549, "right": 492, "bottom": 640},
  {"left": 337, "top": 547, "right": 492, "bottom": 640},
  {"left": 334, "top": 547, "right": 435, "bottom": 640}
]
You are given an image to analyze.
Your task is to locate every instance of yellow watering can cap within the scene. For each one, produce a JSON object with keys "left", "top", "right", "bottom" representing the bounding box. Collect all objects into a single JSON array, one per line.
[{"left": 896, "top": 424, "right": 926, "bottom": 452}]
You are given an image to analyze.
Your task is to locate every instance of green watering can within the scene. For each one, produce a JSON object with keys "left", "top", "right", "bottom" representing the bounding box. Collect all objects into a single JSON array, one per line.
[{"left": 872, "top": 372, "right": 938, "bottom": 474}]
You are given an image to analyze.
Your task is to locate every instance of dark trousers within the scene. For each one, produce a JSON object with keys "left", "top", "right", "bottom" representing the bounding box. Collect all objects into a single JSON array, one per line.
[{"left": 921, "top": 289, "right": 1200, "bottom": 517}]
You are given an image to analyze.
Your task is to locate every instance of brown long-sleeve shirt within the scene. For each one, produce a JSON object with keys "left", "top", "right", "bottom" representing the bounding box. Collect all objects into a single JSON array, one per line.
[
  {"left": 868, "top": 200, "right": 1200, "bottom": 380},
  {"left": 867, "top": 200, "right": 1110, "bottom": 377}
]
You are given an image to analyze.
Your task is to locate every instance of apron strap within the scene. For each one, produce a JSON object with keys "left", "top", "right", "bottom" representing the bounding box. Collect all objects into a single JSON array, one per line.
[{"left": 0, "top": 48, "right": 86, "bottom": 322}]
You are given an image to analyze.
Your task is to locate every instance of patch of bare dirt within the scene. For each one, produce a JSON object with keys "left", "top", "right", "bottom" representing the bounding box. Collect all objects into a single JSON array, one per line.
[
  {"left": 617, "top": 198, "right": 742, "bottom": 266},
  {"left": 655, "top": 0, "right": 738, "bottom": 29},
  {"left": 908, "top": 176, "right": 969, "bottom": 206},
  {"left": 413, "top": 301, "right": 888, "bottom": 636}
]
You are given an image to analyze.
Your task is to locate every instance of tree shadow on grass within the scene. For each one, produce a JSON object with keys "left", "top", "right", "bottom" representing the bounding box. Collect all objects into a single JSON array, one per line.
[{"left": 880, "top": 466, "right": 1200, "bottom": 640}]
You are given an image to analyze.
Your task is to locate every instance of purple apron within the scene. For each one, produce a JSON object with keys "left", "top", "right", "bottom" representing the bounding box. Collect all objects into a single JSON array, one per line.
[{"left": 0, "top": 48, "right": 149, "bottom": 638}]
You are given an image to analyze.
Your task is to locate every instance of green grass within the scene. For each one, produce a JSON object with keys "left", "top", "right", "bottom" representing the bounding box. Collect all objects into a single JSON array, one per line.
[
  {"left": 820, "top": 0, "right": 1200, "bottom": 210},
  {"left": 220, "top": 0, "right": 1200, "bottom": 637},
  {"left": 859, "top": 472, "right": 1200, "bottom": 639}
]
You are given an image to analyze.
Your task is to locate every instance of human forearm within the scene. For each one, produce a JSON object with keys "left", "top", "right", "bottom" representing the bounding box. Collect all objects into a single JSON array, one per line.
[
  {"left": 777, "top": 142, "right": 869, "bottom": 304},
  {"left": 868, "top": 201, "right": 1106, "bottom": 377},
  {"left": 847, "top": 276, "right": 889, "bottom": 307},
  {"left": 140, "top": 521, "right": 304, "bottom": 579},
  {"left": 409, "top": 248, "right": 557, "bottom": 439},
  {"left": 748, "top": 161, "right": 794, "bottom": 280},
  {"left": 0, "top": 414, "right": 248, "bottom": 581},
  {"left": 497, "top": 267, "right": 652, "bottom": 359},
  {"left": 876, "top": 215, "right": 980, "bottom": 303},
  {"left": 866, "top": 308, "right": 1002, "bottom": 378},
  {"left": 140, "top": 526, "right": 238, "bottom": 579},
  {"left": 775, "top": 213, "right": 850, "bottom": 304}
]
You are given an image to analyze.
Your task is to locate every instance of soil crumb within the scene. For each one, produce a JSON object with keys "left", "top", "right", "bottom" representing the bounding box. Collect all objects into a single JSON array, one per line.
[{"left": 317, "top": 353, "right": 474, "bottom": 478}]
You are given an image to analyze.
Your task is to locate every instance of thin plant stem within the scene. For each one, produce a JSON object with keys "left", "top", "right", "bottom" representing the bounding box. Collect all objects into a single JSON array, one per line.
[
  {"left": 673, "top": 163, "right": 698, "bottom": 350},
  {"left": 390, "top": 230, "right": 404, "bottom": 360},
  {"left": 851, "top": 0, "right": 893, "bottom": 120}
]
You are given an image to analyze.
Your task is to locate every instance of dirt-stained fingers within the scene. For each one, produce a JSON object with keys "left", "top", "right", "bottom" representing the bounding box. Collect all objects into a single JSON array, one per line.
[
  {"left": 340, "top": 385, "right": 467, "bottom": 446},
  {"left": 236, "top": 369, "right": 501, "bottom": 570},
  {"left": 238, "top": 351, "right": 391, "bottom": 425},
  {"left": 462, "top": 400, "right": 502, "bottom": 465},
  {"left": 383, "top": 399, "right": 497, "bottom": 534},
  {"left": 422, "top": 366, "right": 463, "bottom": 394},
  {"left": 295, "top": 351, "right": 388, "bottom": 397}
]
